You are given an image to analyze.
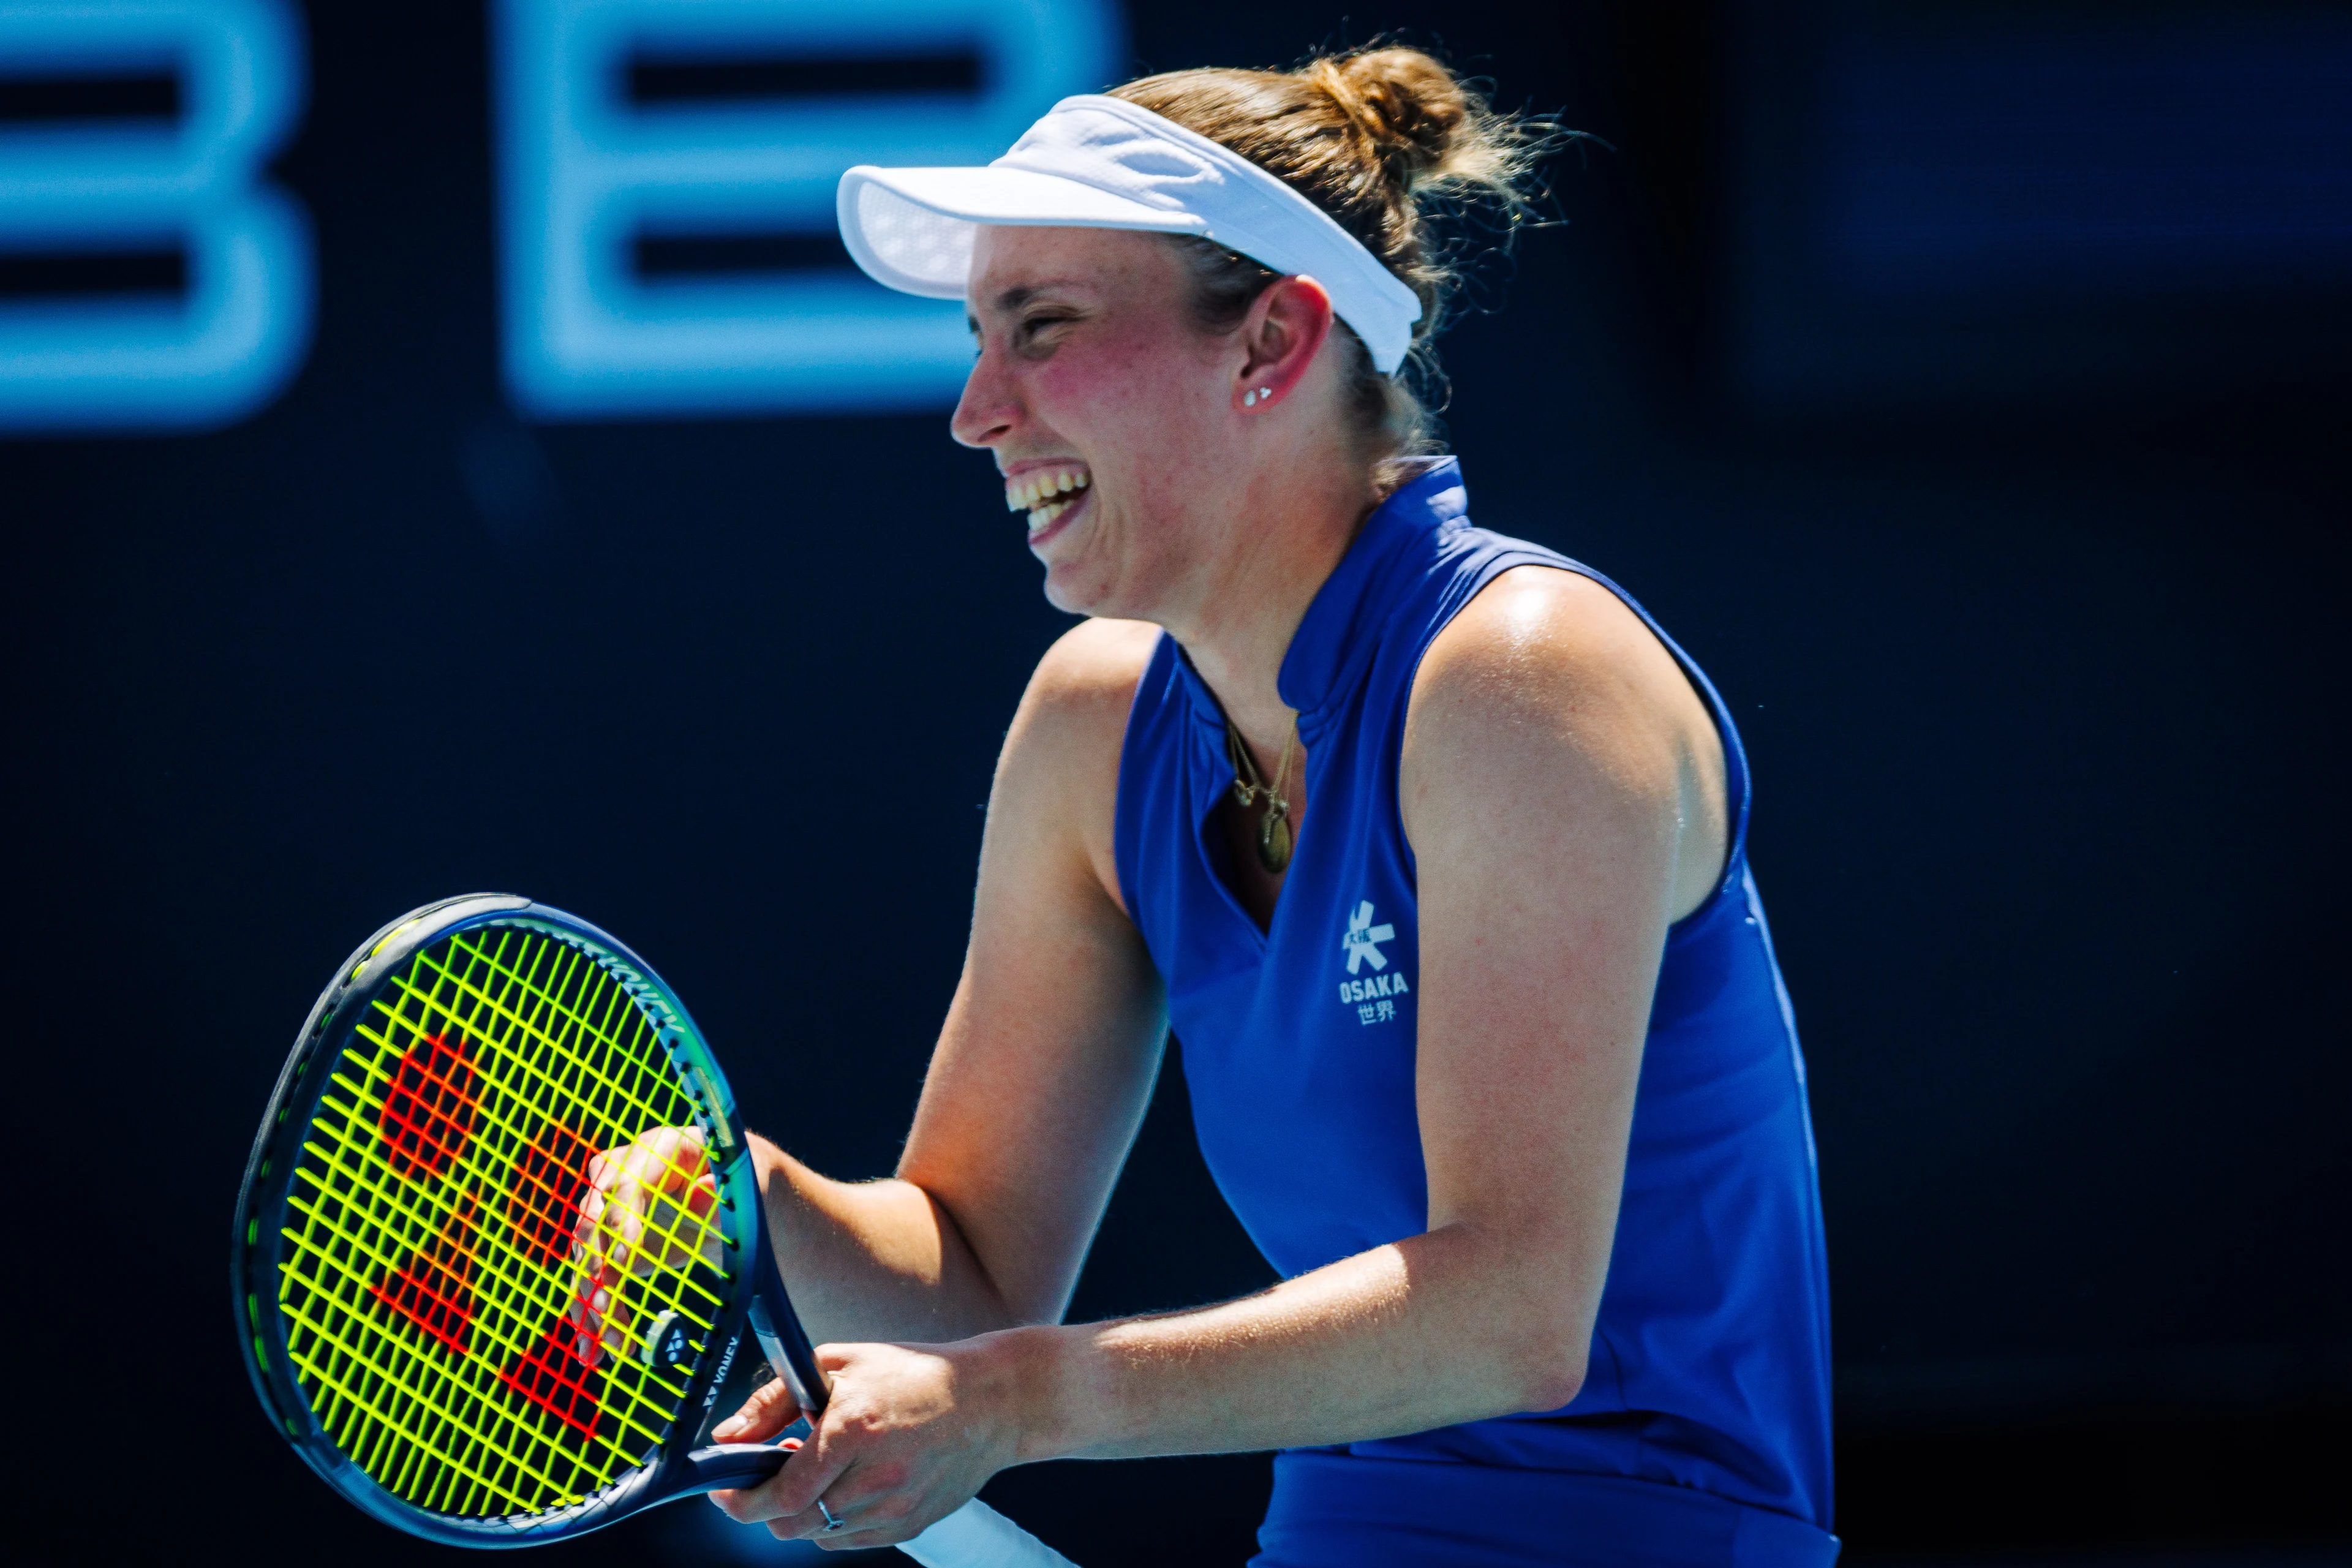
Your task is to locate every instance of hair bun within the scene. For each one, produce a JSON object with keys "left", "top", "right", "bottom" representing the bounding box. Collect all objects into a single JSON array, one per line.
[
  {"left": 1106, "top": 44, "right": 1553, "bottom": 463},
  {"left": 1311, "top": 47, "right": 1489, "bottom": 194}
]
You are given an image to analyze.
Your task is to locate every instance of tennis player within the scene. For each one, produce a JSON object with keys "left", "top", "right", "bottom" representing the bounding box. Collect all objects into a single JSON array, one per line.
[{"left": 585, "top": 47, "right": 1834, "bottom": 1567}]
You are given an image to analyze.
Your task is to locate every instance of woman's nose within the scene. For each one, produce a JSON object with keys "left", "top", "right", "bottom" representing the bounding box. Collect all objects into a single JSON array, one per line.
[{"left": 951, "top": 344, "right": 1018, "bottom": 450}]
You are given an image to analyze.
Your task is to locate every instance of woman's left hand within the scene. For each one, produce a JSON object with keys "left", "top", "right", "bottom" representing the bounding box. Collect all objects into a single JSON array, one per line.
[{"left": 707, "top": 1337, "right": 1022, "bottom": 1549}]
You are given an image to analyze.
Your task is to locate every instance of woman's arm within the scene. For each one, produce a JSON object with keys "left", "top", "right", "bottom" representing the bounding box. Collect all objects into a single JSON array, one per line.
[
  {"left": 715, "top": 568, "right": 1729, "bottom": 1544},
  {"left": 748, "top": 616, "right": 1170, "bottom": 1349},
  {"left": 1022, "top": 568, "right": 1728, "bottom": 1452}
]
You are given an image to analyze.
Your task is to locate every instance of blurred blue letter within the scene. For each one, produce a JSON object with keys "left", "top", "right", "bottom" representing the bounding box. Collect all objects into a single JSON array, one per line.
[
  {"left": 0, "top": 1, "right": 312, "bottom": 433},
  {"left": 495, "top": 0, "right": 1118, "bottom": 419}
]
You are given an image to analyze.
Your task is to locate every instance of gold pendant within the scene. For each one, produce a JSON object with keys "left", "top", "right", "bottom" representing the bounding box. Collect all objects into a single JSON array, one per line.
[{"left": 1257, "top": 805, "right": 1292, "bottom": 875}]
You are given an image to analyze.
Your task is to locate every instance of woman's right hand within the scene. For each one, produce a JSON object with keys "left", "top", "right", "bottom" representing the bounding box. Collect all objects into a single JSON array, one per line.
[{"left": 567, "top": 1124, "right": 725, "bottom": 1367}]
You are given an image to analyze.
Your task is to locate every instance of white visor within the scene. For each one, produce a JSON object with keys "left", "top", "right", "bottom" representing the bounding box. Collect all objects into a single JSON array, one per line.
[{"left": 837, "top": 95, "right": 1423, "bottom": 374}]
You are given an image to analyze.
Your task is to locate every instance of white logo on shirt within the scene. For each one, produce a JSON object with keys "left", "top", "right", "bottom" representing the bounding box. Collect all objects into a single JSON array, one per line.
[
  {"left": 1341, "top": 900, "right": 1395, "bottom": 973},
  {"left": 1338, "top": 900, "right": 1409, "bottom": 1026}
]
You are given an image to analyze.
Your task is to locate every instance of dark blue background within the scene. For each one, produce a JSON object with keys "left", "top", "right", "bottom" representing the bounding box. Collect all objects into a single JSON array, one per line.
[{"left": 5, "top": 2, "right": 2346, "bottom": 1562}]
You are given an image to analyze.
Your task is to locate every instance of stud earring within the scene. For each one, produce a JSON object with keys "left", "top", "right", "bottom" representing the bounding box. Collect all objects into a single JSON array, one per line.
[
  {"left": 1243, "top": 386, "right": 1272, "bottom": 408},
  {"left": 1242, "top": 389, "right": 1257, "bottom": 407}
]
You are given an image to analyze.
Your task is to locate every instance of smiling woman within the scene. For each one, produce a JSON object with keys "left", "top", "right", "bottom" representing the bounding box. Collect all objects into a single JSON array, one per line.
[{"left": 588, "top": 44, "right": 1836, "bottom": 1568}]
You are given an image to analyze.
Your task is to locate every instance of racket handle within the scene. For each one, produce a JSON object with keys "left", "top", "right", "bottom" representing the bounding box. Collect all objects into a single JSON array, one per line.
[
  {"left": 681, "top": 1442, "right": 791, "bottom": 1491},
  {"left": 901, "top": 1498, "right": 1080, "bottom": 1568}
]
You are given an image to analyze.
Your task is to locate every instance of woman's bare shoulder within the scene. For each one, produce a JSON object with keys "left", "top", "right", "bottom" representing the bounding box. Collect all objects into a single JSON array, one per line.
[
  {"left": 994, "top": 619, "right": 1163, "bottom": 912},
  {"left": 1414, "top": 564, "right": 1694, "bottom": 720},
  {"left": 1027, "top": 617, "right": 1163, "bottom": 710},
  {"left": 999, "top": 617, "right": 1159, "bottom": 783},
  {"left": 1409, "top": 564, "right": 1728, "bottom": 916}
]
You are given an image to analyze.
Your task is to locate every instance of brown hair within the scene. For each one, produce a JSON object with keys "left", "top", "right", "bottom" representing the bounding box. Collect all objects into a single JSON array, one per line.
[{"left": 1109, "top": 47, "right": 1551, "bottom": 483}]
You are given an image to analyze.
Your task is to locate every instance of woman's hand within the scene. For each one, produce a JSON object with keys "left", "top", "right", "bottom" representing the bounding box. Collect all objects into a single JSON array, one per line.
[
  {"left": 568, "top": 1125, "right": 724, "bottom": 1367},
  {"left": 708, "top": 1338, "right": 1022, "bottom": 1550}
]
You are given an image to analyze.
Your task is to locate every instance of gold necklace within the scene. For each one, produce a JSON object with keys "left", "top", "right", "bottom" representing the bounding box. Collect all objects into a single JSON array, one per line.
[{"left": 1224, "top": 718, "right": 1297, "bottom": 874}]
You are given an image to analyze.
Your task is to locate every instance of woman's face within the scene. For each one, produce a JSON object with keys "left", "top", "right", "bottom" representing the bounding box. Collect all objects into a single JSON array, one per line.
[{"left": 951, "top": 225, "right": 1250, "bottom": 621}]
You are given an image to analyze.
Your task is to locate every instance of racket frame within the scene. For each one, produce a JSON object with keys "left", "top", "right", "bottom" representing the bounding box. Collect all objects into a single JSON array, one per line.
[{"left": 230, "top": 894, "right": 822, "bottom": 1546}]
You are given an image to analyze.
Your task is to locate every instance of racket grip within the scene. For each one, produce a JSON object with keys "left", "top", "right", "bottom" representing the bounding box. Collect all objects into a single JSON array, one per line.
[
  {"left": 900, "top": 1498, "right": 1080, "bottom": 1568},
  {"left": 681, "top": 1442, "right": 791, "bottom": 1491}
]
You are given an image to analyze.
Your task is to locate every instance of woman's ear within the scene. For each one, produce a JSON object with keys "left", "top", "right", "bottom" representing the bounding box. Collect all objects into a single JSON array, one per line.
[{"left": 1234, "top": 274, "right": 1337, "bottom": 412}]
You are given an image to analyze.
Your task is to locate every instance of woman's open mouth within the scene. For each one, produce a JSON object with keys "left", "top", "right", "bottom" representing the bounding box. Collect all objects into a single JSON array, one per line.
[{"left": 1004, "top": 464, "right": 1091, "bottom": 537}]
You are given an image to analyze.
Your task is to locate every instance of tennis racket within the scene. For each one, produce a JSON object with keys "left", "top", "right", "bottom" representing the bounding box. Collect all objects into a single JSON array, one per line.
[{"left": 232, "top": 893, "right": 1074, "bottom": 1562}]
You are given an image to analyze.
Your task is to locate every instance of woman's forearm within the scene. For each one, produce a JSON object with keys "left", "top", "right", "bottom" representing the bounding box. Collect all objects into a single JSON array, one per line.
[
  {"left": 994, "top": 1220, "right": 1591, "bottom": 1463},
  {"left": 752, "top": 1135, "right": 1022, "bottom": 1346}
]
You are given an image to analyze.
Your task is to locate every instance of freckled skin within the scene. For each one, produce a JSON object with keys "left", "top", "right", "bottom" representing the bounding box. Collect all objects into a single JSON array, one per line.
[
  {"left": 953, "top": 226, "right": 1370, "bottom": 649},
  {"left": 583, "top": 222, "right": 1728, "bottom": 1551}
]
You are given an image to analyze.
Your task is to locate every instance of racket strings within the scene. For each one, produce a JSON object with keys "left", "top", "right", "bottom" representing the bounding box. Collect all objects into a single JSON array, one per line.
[
  {"left": 415, "top": 932, "right": 734, "bottom": 1305},
  {"left": 424, "top": 934, "right": 702, "bottom": 1148},
  {"left": 290, "top": 1029, "right": 714, "bottom": 1406},
  {"left": 357, "top": 968, "right": 720, "bottom": 1325},
  {"left": 364, "top": 934, "right": 730, "bottom": 1320},
  {"left": 285, "top": 938, "right": 706, "bottom": 1507},
  {"left": 290, "top": 1081, "right": 713, "bottom": 1389},
  {"left": 278, "top": 925, "right": 733, "bottom": 1518},
  {"left": 367, "top": 935, "right": 717, "bottom": 1365},
  {"left": 286, "top": 1110, "right": 616, "bottom": 1496},
  {"left": 375, "top": 1031, "right": 480, "bottom": 1181},
  {"left": 366, "top": 1193, "right": 483, "bottom": 1355},
  {"left": 282, "top": 944, "right": 663, "bottom": 1504}
]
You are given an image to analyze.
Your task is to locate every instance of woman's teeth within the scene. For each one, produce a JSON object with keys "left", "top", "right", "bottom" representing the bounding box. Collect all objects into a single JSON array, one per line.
[{"left": 1005, "top": 467, "right": 1089, "bottom": 533}]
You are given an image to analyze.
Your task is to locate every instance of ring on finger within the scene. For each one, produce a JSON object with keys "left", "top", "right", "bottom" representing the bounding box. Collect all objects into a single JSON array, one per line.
[{"left": 816, "top": 1499, "right": 844, "bottom": 1533}]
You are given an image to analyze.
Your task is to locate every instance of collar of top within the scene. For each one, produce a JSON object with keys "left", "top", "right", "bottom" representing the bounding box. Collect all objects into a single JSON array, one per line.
[
  {"left": 1172, "top": 457, "right": 1468, "bottom": 746},
  {"left": 1276, "top": 456, "right": 1467, "bottom": 724},
  {"left": 837, "top": 94, "right": 1425, "bottom": 374}
]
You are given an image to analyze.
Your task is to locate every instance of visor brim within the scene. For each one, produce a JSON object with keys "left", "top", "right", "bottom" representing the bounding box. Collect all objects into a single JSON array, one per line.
[{"left": 838, "top": 165, "right": 1211, "bottom": 299}]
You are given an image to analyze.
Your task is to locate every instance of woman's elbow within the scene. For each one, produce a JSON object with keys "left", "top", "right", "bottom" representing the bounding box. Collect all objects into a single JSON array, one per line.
[
  {"left": 1509, "top": 1351, "right": 1587, "bottom": 1414},
  {"left": 1444, "top": 1226, "right": 1600, "bottom": 1414},
  {"left": 1491, "top": 1316, "right": 1588, "bottom": 1413}
]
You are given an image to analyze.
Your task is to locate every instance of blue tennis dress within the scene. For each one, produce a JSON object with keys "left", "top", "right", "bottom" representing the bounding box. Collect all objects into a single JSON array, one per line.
[{"left": 1112, "top": 459, "right": 1836, "bottom": 1566}]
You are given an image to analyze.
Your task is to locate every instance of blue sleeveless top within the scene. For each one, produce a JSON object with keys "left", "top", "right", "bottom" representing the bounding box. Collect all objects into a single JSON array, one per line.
[{"left": 1112, "top": 461, "right": 1836, "bottom": 1567}]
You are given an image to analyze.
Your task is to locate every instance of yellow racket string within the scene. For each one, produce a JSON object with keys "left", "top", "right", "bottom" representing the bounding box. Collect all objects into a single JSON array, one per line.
[
  {"left": 286, "top": 1101, "right": 705, "bottom": 1433},
  {"left": 412, "top": 937, "right": 699, "bottom": 1142},
  {"left": 338, "top": 973, "right": 728, "bottom": 1322},
  {"left": 283, "top": 926, "right": 710, "bottom": 1513},
  {"left": 284, "top": 943, "right": 703, "bottom": 1496},
  {"left": 285, "top": 934, "right": 646, "bottom": 1511},
  {"left": 296, "top": 1072, "right": 715, "bottom": 1383},
  {"left": 277, "top": 925, "right": 737, "bottom": 1518},
  {"left": 331, "top": 930, "right": 710, "bottom": 1495},
  {"left": 281, "top": 1174, "right": 679, "bottom": 1449},
  {"left": 288, "top": 933, "right": 653, "bottom": 1496}
]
